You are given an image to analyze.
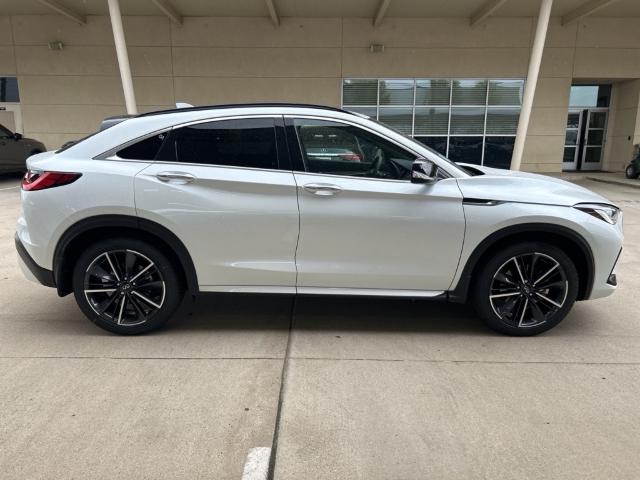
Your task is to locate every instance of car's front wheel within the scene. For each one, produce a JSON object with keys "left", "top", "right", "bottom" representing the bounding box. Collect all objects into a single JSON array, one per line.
[
  {"left": 626, "top": 164, "right": 639, "bottom": 179},
  {"left": 72, "top": 238, "right": 183, "bottom": 334},
  {"left": 473, "top": 242, "right": 578, "bottom": 336}
]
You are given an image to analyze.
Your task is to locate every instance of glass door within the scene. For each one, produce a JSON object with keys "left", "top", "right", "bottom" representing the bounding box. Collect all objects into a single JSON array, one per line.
[
  {"left": 562, "top": 109, "right": 582, "bottom": 171},
  {"left": 580, "top": 109, "right": 607, "bottom": 171}
]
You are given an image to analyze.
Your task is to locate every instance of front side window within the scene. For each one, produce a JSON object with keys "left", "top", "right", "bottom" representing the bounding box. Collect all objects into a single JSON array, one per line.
[
  {"left": 0, "top": 124, "right": 12, "bottom": 138},
  {"left": 293, "top": 118, "right": 416, "bottom": 180},
  {"left": 164, "top": 118, "right": 278, "bottom": 169}
]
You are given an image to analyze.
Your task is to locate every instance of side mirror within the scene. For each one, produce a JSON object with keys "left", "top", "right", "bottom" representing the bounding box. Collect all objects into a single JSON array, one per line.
[
  {"left": 411, "top": 159, "right": 438, "bottom": 184},
  {"left": 12, "top": 132, "right": 22, "bottom": 141}
]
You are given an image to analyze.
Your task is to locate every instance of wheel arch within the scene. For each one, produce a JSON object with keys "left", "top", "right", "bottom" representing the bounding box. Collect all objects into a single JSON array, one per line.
[
  {"left": 53, "top": 214, "right": 198, "bottom": 296},
  {"left": 448, "top": 223, "right": 594, "bottom": 303}
]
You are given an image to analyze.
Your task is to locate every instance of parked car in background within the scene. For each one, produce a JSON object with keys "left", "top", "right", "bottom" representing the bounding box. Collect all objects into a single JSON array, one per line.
[
  {"left": 15, "top": 104, "right": 623, "bottom": 337},
  {"left": 625, "top": 144, "right": 640, "bottom": 179},
  {"left": 0, "top": 124, "right": 45, "bottom": 173}
]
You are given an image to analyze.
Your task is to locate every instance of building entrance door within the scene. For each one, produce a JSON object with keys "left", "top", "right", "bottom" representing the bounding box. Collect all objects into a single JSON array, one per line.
[{"left": 562, "top": 108, "right": 607, "bottom": 171}]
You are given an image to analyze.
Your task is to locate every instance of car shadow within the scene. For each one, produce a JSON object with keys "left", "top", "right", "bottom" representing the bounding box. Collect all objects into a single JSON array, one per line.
[{"left": 167, "top": 293, "right": 489, "bottom": 336}]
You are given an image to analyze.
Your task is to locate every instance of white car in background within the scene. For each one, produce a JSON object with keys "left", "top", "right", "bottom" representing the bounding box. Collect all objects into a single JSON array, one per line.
[{"left": 15, "top": 104, "right": 623, "bottom": 336}]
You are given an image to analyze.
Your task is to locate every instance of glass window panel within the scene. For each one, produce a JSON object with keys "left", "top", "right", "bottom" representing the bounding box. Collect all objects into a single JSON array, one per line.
[
  {"left": 450, "top": 107, "right": 485, "bottom": 134},
  {"left": 415, "top": 136, "right": 447, "bottom": 155},
  {"left": 293, "top": 118, "right": 416, "bottom": 180},
  {"left": 378, "top": 107, "right": 413, "bottom": 134},
  {"left": 452, "top": 80, "right": 487, "bottom": 105},
  {"left": 343, "top": 79, "right": 377, "bottom": 105},
  {"left": 587, "top": 129, "right": 604, "bottom": 145},
  {"left": 597, "top": 85, "right": 612, "bottom": 107},
  {"left": 483, "top": 136, "right": 515, "bottom": 169},
  {"left": 170, "top": 118, "right": 278, "bottom": 169},
  {"left": 344, "top": 106, "right": 377, "bottom": 119},
  {"left": 379, "top": 79, "right": 414, "bottom": 105},
  {"left": 584, "top": 147, "right": 602, "bottom": 163},
  {"left": 565, "top": 130, "right": 578, "bottom": 145},
  {"left": 486, "top": 107, "right": 520, "bottom": 134},
  {"left": 415, "top": 79, "right": 450, "bottom": 105},
  {"left": 488, "top": 80, "right": 523, "bottom": 105},
  {"left": 567, "top": 112, "right": 580, "bottom": 128},
  {"left": 563, "top": 147, "right": 576, "bottom": 164},
  {"left": 448, "top": 136, "right": 483, "bottom": 164},
  {"left": 414, "top": 107, "right": 449, "bottom": 135},
  {"left": 589, "top": 112, "right": 606, "bottom": 128},
  {"left": 0, "top": 77, "right": 19, "bottom": 102},
  {"left": 569, "top": 86, "right": 599, "bottom": 107},
  {"left": 118, "top": 133, "right": 167, "bottom": 160}
]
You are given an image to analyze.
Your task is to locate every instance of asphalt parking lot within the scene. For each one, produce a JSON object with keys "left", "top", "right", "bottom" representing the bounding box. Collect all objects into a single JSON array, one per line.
[{"left": 1, "top": 173, "right": 639, "bottom": 480}]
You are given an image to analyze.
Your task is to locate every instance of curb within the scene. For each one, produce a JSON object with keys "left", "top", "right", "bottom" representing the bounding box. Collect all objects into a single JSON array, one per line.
[{"left": 585, "top": 176, "right": 640, "bottom": 190}]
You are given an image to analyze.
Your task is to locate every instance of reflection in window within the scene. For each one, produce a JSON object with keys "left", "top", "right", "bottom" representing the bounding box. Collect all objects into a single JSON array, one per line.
[
  {"left": 415, "top": 136, "right": 447, "bottom": 156},
  {"left": 416, "top": 80, "right": 450, "bottom": 105},
  {"left": 448, "top": 137, "right": 483, "bottom": 164},
  {"left": 379, "top": 79, "right": 414, "bottom": 105},
  {"left": 452, "top": 80, "right": 487, "bottom": 105},
  {"left": 414, "top": 107, "right": 449, "bottom": 135},
  {"left": 488, "top": 80, "right": 523, "bottom": 106},
  {"left": 343, "top": 79, "right": 378, "bottom": 105},
  {"left": 486, "top": 107, "right": 520, "bottom": 135},
  {"left": 484, "top": 137, "right": 516, "bottom": 169},
  {"left": 450, "top": 107, "right": 485, "bottom": 135},
  {"left": 378, "top": 107, "right": 413, "bottom": 135}
]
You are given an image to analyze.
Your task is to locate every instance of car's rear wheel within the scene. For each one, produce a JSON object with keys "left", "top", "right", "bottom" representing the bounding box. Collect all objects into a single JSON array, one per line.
[
  {"left": 473, "top": 242, "right": 578, "bottom": 336},
  {"left": 626, "top": 164, "right": 639, "bottom": 179},
  {"left": 72, "top": 238, "right": 183, "bottom": 334}
]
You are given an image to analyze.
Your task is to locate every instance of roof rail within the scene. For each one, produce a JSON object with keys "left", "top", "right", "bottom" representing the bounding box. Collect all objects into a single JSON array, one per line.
[{"left": 137, "top": 103, "right": 351, "bottom": 117}]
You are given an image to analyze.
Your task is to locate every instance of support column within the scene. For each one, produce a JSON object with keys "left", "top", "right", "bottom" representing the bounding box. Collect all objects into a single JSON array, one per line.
[
  {"left": 511, "top": 0, "right": 553, "bottom": 171},
  {"left": 107, "top": 0, "right": 137, "bottom": 115}
]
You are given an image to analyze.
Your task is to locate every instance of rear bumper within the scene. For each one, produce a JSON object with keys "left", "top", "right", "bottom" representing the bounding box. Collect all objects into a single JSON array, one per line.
[{"left": 15, "top": 233, "right": 56, "bottom": 288}]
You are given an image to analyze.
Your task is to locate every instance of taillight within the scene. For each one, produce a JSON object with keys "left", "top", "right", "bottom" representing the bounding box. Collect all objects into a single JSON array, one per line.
[{"left": 21, "top": 170, "right": 82, "bottom": 191}]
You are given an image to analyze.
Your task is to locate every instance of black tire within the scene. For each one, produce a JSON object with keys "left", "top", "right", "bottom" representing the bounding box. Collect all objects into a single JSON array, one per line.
[
  {"left": 472, "top": 242, "right": 579, "bottom": 336},
  {"left": 72, "top": 238, "right": 183, "bottom": 334},
  {"left": 625, "top": 165, "right": 639, "bottom": 179}
]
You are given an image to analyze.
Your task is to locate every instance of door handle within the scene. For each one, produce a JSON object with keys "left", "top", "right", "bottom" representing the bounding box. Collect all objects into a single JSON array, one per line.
[
  {"left": 155, "top": 171, "right": 196, "bottom": 184},
  {"left": 302, "top": 183, "right": 342, "bottom": 196}
]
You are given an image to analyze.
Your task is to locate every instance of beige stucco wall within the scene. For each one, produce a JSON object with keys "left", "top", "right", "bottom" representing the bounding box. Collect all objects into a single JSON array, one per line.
[{"left": 1, "top": 14, "right": 639, "bottom": 171}]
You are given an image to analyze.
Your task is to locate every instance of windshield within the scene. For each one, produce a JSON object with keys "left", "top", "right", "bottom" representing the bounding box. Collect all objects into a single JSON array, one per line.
[{"left": 362, "top": 115, "right": 470, "bottom": 177}]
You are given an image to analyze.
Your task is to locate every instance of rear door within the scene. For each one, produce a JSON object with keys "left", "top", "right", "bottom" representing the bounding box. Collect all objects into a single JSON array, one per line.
[
  {"left": 0, "top": 124, "right": 23, "bottom": 171},
  {"left": 132, "top": 116, "right": 299, "bottom": 292},
  {"left": 287, "top": 116, "right": 465, "bottom": 293}
]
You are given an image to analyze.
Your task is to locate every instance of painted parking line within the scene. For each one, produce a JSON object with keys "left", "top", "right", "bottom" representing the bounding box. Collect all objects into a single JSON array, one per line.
[
  {"left": 241, "top": 447, "right": 271, "bottom": 480},
  {"left": 0, "top": 185, "right": 19, "bottom": 191}
]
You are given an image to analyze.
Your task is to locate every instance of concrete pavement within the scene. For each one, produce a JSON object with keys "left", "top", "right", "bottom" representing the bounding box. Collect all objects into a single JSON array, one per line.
[{"left": 0, "top": 173, "right": 639, "bottom": 479}]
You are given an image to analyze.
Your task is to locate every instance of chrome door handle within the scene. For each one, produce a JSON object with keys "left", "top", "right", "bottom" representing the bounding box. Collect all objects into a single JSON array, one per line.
[
  {"left": 155, "top": 171, "right": 195, "bottom": 184},
  {"left": 302, "top": 183, "right": 342, "bottom": 196}
]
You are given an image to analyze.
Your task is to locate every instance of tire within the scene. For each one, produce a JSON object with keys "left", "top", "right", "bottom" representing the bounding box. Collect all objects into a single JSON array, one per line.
[
  {"left": 72, "top": 238, "right": 183, "bottom": 334},
  {"left": 472, "top": 242, "right": 579, "bottom": 336},
  {"left": 625, "top": 165, "right": 639, "bottom": 179}
]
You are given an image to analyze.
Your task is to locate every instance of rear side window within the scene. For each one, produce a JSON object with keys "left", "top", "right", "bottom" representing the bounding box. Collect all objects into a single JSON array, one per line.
[
  {"left": 163, "top": 118, "right": 278, "bottom": 169},
  {"left": 118, "top": 133, "right": 167, "bottom": 160}
]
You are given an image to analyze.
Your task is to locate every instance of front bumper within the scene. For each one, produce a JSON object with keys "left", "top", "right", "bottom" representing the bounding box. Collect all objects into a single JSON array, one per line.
[{"left": 15, "top": 233, "right": 56, "bottom": 288}]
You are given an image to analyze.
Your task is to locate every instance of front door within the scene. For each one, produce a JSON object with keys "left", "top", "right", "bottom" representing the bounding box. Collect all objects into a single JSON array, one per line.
[
  {"left": 287, "top": 117, "right": 465, "bottom": 293},
  {"left": 133, "top": 116, "right": 300, "bottom": 292},
  {"left": 562, "top": 109, "right": 607, "bottom": 171}
]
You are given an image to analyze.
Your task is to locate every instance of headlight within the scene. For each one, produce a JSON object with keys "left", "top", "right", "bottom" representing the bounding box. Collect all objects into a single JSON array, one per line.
[{"left": 574, "top": 203, "right": 620, "bottom": 225}]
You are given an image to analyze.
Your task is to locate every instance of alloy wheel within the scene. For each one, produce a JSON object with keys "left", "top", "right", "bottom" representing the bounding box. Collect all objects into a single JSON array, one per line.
[
  {"left": 83, "top": 249, "right": 166, "bottom": 326},
  {"left": 489, "top": 252, "right": 568, "bottom": 328}
]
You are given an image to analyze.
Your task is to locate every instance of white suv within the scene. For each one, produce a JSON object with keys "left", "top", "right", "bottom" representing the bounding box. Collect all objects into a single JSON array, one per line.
[{"left": 15, "top": 104, "right": 623, "bottom": 336}]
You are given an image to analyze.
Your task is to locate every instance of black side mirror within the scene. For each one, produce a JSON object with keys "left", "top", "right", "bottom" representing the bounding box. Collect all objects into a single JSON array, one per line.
[
  {"left": 411, "top": 159, "right": 438, "bottom": 184},
  {"left": 13, "top": 132, "right": 22, "bottom": 141}
]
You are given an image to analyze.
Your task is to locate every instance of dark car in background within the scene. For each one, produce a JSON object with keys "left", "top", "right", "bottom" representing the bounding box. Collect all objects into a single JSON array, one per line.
[{"left": 0, "top": 124, "right": 45, "bottom": 174}]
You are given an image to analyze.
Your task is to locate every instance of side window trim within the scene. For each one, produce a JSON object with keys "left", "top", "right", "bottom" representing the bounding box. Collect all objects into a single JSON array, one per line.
[
  {"left": 96, "top": 115, "right": 287, "bottom": 173},
  {"left": 284, "top": 115, "right": 419, "bottom": 182}
]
